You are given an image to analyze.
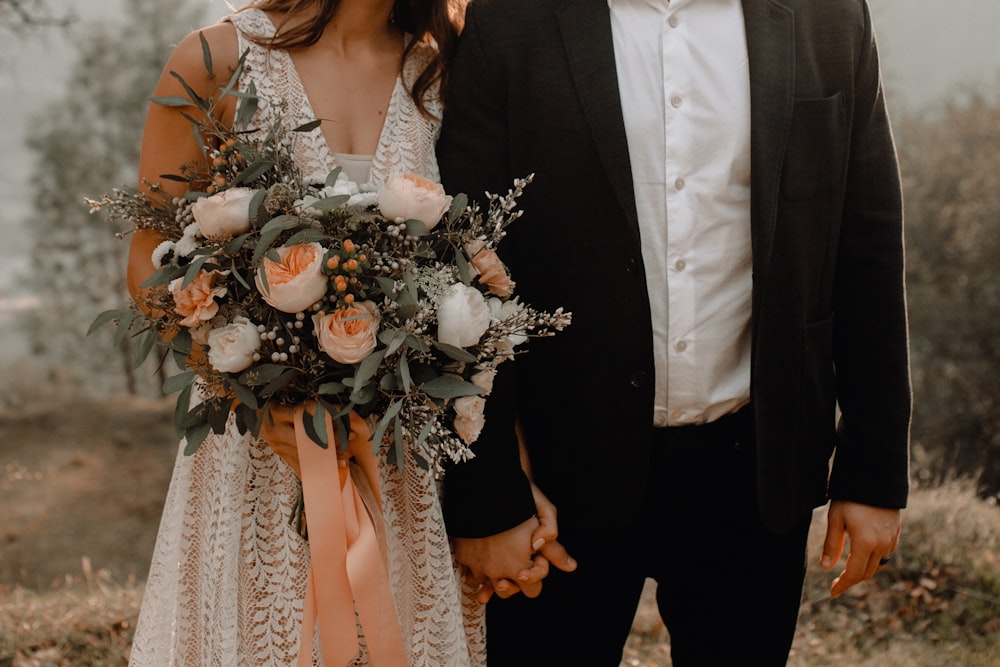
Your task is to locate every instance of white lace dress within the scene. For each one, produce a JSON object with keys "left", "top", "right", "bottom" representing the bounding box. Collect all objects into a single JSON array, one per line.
[{"left": 128, "top": 10, "right": 486, "bottom": 667}]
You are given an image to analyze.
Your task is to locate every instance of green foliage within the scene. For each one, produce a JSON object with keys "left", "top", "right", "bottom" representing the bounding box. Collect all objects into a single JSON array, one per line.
[
  {"left": 22, "top": 0, "right": 208, "bottom": 395},
  {"left": 896, "top": 94, "right": 1000, "bottom": 500}
]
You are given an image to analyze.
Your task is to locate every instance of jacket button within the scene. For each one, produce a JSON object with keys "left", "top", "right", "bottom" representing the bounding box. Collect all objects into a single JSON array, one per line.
[
  {"left": 628, "top": 369, "right": 647, "bottom": 388},
  {"left": 625, "top": 257, "right": 638, "bottom": 273}
]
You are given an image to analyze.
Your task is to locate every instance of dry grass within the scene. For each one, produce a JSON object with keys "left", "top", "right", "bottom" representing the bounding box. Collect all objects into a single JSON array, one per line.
[{"left": 2, "top": 485, "right": 997, "bottom": 667}]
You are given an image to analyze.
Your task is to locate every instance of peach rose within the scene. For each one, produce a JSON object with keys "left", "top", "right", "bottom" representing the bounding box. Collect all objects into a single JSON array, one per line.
[
  {"left": 377, "top": 173, "right": 452, "bottom": 231},
  {"left": 465, "top": 240, "right": 515, "bottom": 297},
  {"left": 192, "top": 187, "right": 255, "bottom": 239},
  {"left": 170, "top": 270, "right": 229, "bottom": 328},
  {"left": 255, "top": 242, "right": 328, "bottom": 313},
  {"left": 453, "top": 395, "right": 486, "bottom": 444},
  {"left": 312, "top": 300, "right": 380, "bottom": 364}
]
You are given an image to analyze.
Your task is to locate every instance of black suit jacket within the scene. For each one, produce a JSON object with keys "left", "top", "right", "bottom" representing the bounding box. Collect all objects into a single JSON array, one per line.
[{"left": 437, "top": 0, "right": 911, "bottom": 535}]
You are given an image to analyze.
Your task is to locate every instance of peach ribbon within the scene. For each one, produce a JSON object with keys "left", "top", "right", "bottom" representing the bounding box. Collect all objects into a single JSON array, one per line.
[{"left": 293, "top": 407, "right": 407, "bottom": 667}]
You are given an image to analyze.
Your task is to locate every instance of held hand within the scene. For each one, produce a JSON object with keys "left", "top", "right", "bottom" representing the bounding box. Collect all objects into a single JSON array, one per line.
[
  {"left": 258, "top": 404, "right": 301, "bottom": 477},
  {"left": 454, "top": 516, "right": 543, "bottom": 605},
  {"left": 821, "top": 500, "right": 901, "bottom": 597},
  {"left": 518, "top": 482, "right": 577, "bottom": 579}
]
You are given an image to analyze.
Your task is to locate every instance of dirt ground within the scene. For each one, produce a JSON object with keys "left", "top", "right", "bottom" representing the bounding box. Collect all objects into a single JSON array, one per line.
[{"left": 1, "top": 391, "right": 178, "bottom": 589}]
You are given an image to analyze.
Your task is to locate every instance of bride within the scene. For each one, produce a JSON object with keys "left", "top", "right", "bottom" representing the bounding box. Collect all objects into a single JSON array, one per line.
[{"left": 124, "top": 1, "right": 490, "bottom": 665}]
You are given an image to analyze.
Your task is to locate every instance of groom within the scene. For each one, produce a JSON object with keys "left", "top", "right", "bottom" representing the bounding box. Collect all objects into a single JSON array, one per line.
[{"left": 438, "top": 0, "right": 911, "bottom": 665}]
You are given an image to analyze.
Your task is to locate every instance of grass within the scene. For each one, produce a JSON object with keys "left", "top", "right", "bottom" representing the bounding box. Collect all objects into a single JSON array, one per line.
[{"left": 2, "top": 484, "right": 998, "bottom": 667}]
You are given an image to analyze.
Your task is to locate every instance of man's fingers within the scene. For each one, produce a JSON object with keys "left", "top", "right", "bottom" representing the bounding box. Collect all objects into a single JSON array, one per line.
[
  {"left": 538, "top": 539, "right": 577, "bottom": 573},
  {"left": 821, "top": 512, "right": 846, "bottom": 570}
]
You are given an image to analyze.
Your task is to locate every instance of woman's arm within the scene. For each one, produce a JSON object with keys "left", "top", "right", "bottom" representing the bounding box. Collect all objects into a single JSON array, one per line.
[{"left": 127, "top": 23, "right": 241, "bottom": 300}]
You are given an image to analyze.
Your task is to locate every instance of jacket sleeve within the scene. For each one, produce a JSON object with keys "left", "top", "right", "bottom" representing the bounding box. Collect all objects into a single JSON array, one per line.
[
  {"left": 828, "top": 0, "right": 911, "bottom": 508},
  {"left": 436, "top": 2, "right": 537, "bottom": 538}
]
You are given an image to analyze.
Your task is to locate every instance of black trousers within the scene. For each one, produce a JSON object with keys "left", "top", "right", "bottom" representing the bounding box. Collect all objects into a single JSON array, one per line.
[{"left": 485, "top": 407, "right": 813, "bottom": 667}]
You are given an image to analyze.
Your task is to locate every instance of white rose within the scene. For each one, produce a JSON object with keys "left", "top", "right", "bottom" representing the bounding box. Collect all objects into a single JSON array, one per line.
[
  {"left": 453, "top": 395, "right": 486, "bottom": 445},
  {"left": 206, "top": 317, "right": 261, "bottom": 373},
  {"left": 437, "top": 283, "right": 491, "bottom": 348},
  {"left": 192, "top": 187, "right": 256, "bottom": 239},
  {"left": 377, "top": 173, "right": 452, "bottom": 231}
]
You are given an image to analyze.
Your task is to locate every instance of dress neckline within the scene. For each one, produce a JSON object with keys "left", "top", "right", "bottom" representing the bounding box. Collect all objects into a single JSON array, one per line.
[{"left": 249, "top": 8, "right": 404, "bottom": 182}]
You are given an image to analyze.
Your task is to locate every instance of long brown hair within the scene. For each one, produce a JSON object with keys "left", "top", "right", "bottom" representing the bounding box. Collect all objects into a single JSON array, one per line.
[{"left": 246, "top": 0, "right": 464, "bottom": 116}]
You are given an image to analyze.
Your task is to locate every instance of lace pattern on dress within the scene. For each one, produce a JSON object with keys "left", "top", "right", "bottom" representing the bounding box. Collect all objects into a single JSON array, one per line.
[{"left": 128, "top": 10, "right": 484, "bottom": 666}]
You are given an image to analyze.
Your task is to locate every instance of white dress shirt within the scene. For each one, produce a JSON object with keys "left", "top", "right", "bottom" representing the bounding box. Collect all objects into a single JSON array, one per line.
[{"left": 609, "top": 0, "right": 753, "bottom": 426}]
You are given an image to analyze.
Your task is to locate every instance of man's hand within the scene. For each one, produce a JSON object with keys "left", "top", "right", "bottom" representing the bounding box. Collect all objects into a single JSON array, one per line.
[
  {"left": 821, "top": 500, "right": 901, "bottom": 597},
  {"left": 456, "top": 483, "right": 578, "bottom": 604},
  {"left": 454, "top": 516, "right": 544, "bottom": 604}
]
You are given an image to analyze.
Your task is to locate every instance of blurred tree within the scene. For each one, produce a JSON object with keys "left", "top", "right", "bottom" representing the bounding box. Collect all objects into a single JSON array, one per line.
[
  {"left": 23, "top": 0, "right": 208, "bottom": 395},
  {"left": 0, "top": 0, "right": 73, "bottom": 32},
  {"left": 896, "top": 94, "right": 1000, "bottom": 501}
]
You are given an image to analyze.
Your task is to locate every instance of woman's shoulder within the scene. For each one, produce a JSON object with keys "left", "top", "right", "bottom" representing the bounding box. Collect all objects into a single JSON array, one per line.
[{"left": 160, "top": 22, "right": 241, "bottom": 98}]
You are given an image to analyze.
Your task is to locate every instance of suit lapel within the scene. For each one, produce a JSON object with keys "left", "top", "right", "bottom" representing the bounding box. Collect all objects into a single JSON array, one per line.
[
  {"left": 742, "top": 0, "right": 795, "bottom": 303},
  {"left": 556, "top": 0, "right": 640, "bottom": 235}
]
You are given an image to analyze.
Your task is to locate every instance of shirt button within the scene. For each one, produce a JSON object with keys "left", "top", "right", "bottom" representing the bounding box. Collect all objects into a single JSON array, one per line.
[
  {"left": 670, "top": 95, "right": 683, "bottom": 108},
  {"left": 674, "top": 177, "right": 685, "bottom": 190},
  {"left": 668, "top": 15, "right": 679, "bottom": 28},
  {"left": 676, "top": 340, "right": 688, "bottom": 352},
  {"left": 675, "top": 258, "right": 686, "bottom": 271}
]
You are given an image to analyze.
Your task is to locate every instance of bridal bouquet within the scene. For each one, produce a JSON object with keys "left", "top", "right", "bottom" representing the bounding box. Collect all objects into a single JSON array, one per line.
[{"left": 88, "top": 50, "right": 570, "bottom": 473}]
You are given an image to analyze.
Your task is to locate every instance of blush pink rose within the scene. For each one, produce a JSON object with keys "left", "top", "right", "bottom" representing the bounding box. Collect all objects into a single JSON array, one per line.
[
  {"left": 192, "top": 187, "right": 255, "bottom": 239},
  {"left": 377, "top": 173, "right": 452, "bottom": 231},
  {"left": 453, "top": 395, "right": 486, "bottom": 444},
  {"left": 465, "top": 240, "right": 515, "bottom": 297},
  {"left": 312, "top": 300, "right": 380, "bottom": 364},
  {"left": 170, "top": 270, "right": 229, "bottom": 328},
  {"left": 255, "top": 242, "right": 328, "bottom": 313}
]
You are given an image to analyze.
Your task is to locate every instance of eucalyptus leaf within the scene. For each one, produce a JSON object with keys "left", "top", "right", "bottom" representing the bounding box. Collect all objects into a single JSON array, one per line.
[
  {"left": 317, "top": 381, "right": 347, "bottom": 396},
  {"left": 132, "top": 328, "right": 157, "bottom": 368},
  {"left": 181, "top": 254, "right": 213, "bottom": 289},
  {"left": 325, "top": 167, "right": 344, "bottom": 188},
  {"left": 403, "top": 219, "right": 429, "bottom": 237},
  {"left": 199, "top": 31, "right": 214, "bottom": 79},
  {"left": 226, "top": 377, "right": 259, "bottom": 410},
  {"left": 294, "top": 119, "right": 323, "bottom": 133},
  {"left": 151, "top": 95, "right": 195, "bottom": 108},
  {"left": 183, "top": 421, "right": 212, "bottom": 456},
  {"left": 455, "top": 246, "right": 471, "bottom": 285},
  {"left": 174, "top": 384, "right": 193, "bottom": 439},
  {"left": 383, "top": 329, "right": 407, "bottom": 357},
  {"left": 350, "top": 348, "right": 387, "bottom": 401},
  {"left": 87, "top": 309, "right": 125, "bottom": 336},
  {"left": 235, "top": 157, "right": 274, "bottom": 185},
  {"left": 260, "top": 368, "right": 300, "bottom": 397},
  {"left": 399, "top": 353, "right": 412, "bottom": 392},
  {"left": 169, "top": 70, "right": 208, "bottom": 111},
  {"left": 432, "top": 341, "right": 478, "bottom": 363},
  {"left": 448, "top": 193, "right": 468, "bottom": 223},
  {"left": 250, "top": 188, "right": 269, "bottom": 228},
  {"left": 231, "top": 264, "right": 252, "bottom": 290},
  {"left": 301, "top": 404, "right": 329, "bottom": 448},
  {"left": 225, "top": 232, "right": 251, "bottom": 255},
  {"left": 163, "top": 370, "right": 197, "bottom": 395},
  {"left": 393, "top": 416, "right": 405, "bottom": 473},
  {"left": 235, "top": 80, "right": 258, "bottom": 129},
  {"left": 114, "top": 310, "right": 135, "bottom": 347},
  {"left": 312, "top": 402, "right": 330, "bottom": 447},
  {"left": 422, "top": 375, "right": 484, "bottom": 399},
  {"left": 403, "top": 334, "right": 430, "bottom": 354},
  {"left": 309, "top": 195, "right": 350, "bottom": 212},
  {"left": 372, "top": 400, "right": 403, "bottom": 451},
  {"left": 207, "top": 400, "right": 231, "bottom": 435}
]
